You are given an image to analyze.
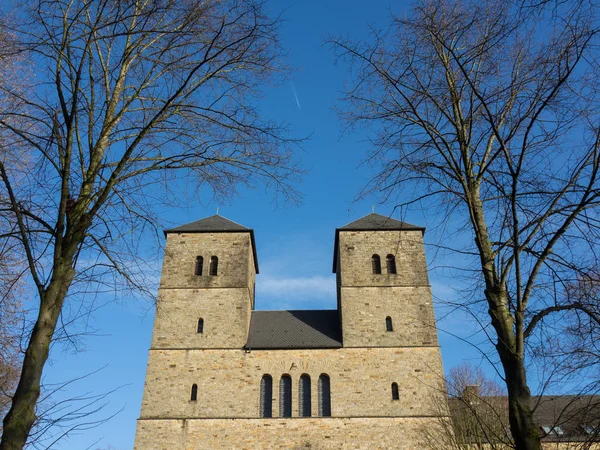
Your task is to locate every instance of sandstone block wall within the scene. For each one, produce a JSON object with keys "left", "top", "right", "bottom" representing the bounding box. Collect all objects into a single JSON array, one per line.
[
  {"left": 138, "top": 347, "right": 447, "bottom": 419},
  {"left": 336, "top": 230, "right": 429, "bottom": 287},
  {"left": 336, "top": 230, "right": 436, "bottom": 347},
  {"left": 134, "top": 417, "right": 446, "bottom": 450},
  {"left": 154, "top": 231, "right": 256, "bottom": 349},
  {"left": 340, "top": 286, "right": 438, "bottom": 347},
  {"left": 161, "top": 232, "right": 256, "bottom": 290}
]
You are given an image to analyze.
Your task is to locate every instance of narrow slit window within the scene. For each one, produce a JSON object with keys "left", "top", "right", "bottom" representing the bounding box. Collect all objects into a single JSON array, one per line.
[
  {"left": 279, "top": 375, "right": 292, "bottom": 417},
  {"left": 191, "top": 384, "right": 198, "bottom": 401},
  {"left": 209, "top": 256, "right": 219, "bottom": 276},
  {"left": 386, "top": 316, "right": 393, "bottom": 332},
  {"left": 195, "top": 256, "right": 203, "bottom": 276},
  {"left": 260, "top": 375, "right": 273, "bottom": 418},
  {"left": 318, "top": 374, "right": 331, "bottom": 417},
  {"left": 372, "top": 254, "right": 382, "bottom": 274},
  {"left": 197, "top": 318, "right": 204, "bottom": 334},
  {"left": 386, "top": 254, "right": 397, "bottom": 274},
  {"left": 299, "top": 374, "right": 311, "bottom": 417},
  {"left": 392, "top": 382, "right": 399, "bottom": 400}
]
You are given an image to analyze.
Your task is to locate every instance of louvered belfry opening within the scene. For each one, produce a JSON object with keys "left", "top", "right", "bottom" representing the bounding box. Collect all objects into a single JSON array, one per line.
[
  {"left": 318, "top": 374, "right": 331, "bottom": 417},
  {"left": 372, "top": 254, "right": 381, "bottom": 274},
  {"left": 209, "top": 256, "right": 219, "bottom": 275},
  {"left": 195, "top": 256, "right": 203, "bottom": 275},
  {"left": 279, "top": 375, "right": 292, "bottom": 417},
  {"left": 259, "top": 375, "right": 273, "bottom": 418},
  {"left": 298, "top": 374, "right": 311, "bottom": 417},
  {"left": 386, "top": 254, "right": 397, "bottom": 274}
]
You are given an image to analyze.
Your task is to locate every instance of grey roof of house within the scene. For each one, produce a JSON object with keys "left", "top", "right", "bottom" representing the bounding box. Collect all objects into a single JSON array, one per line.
[
  {"left": 333, "top": 213, "right": 425, "bottom": 272},
  {"left": 245, "top": 310, "right": 342, "bottom": 349},
  {"left": 448, "top": 394, "right": 600, "bottom": 443},
  {"left": 164, "top": 215, "right": 259, "bottom": 273}
]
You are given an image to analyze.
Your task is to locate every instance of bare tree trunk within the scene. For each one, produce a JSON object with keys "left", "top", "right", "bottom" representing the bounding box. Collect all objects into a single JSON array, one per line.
[{"left": 1, "top": 258, "right": 75, "bottom": 450}]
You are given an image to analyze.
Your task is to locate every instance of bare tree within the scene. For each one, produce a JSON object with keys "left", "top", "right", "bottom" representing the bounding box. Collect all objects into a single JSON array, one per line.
[
  {"left": 425, "top": 363, "right": 511, "bottom": 450},
  {"left": 330, "top": 0, "right": 600, "bottom": 448},
  {"left": 0, "top": 0, "right": 301, "bottom": 448}
]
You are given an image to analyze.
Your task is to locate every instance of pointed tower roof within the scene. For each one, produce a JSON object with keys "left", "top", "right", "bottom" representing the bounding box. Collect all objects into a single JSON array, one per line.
[
  {"left": 165, "top": 215, "right": 258, "bottom": 273},
  {"left": 333, "top": 213, "right": 425, "bottom": 273}
]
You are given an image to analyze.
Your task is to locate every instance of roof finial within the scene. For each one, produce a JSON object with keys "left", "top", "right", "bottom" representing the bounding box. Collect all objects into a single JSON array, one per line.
[
  {"left": 216, "top": 206, "right": 219, "bottom": 215},
  {"left": 372, "top": 205, "right": 375, "bottom": 214}
]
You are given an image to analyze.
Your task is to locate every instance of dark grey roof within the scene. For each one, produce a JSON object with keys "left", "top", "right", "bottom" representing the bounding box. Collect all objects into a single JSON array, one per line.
[
  {"left": 164, "top": 215, "right": 250, "bottom": 233},
  {"left": 333, "top": 213, "right": 425, "bottom": 273},
  {"left": 164, "top": 215, "right": 258, "bottom": 274},
  {"left": 245, "top": 310, "right": 342, "bottom": 349},
  {"left": 338, "top": 213, "right": 425, "bottom": 232},
  {"left": 448, "top": 394, "right": 600, "bottom": 443}
]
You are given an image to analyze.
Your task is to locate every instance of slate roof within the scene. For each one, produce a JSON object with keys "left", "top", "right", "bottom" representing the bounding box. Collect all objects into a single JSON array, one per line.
[
  {"left": 164, "top": 215, "right": 259, "bottom": 274},
  {"left": 448, "top": 394, "right": 600, "bottom": 443},
  {"left": 164, "top": 214, "right": 250, "bottom": 233},
  {"left": 333, "top": 213, "right": 425, "bottom": 272},
  {"left": 245, "top": 310, "right": 342, "bottom": 349}
]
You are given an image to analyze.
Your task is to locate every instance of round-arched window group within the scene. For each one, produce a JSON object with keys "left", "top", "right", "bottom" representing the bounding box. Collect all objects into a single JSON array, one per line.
[
  {"left": 195, "top": 255, "right": 219, "bottom": 276},
  {"left": 372, "top": 254, "right": 397, "bottom": 275},
  {"left": 259, "top": 373, "right": 331, "bottom": 418}
]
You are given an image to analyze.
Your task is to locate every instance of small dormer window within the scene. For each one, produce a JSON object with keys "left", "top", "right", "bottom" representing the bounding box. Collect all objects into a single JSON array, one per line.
[
  {"left": 372, "top": 254, "right": 381, "bottom": 274},
  {"left": 209, "top": 256, "right": 219, "bottom": 276},
  {"left": 386, "top": 254, "right": 396, "bottom": 274},
  {"left": 195, "top": 256, "right": 203, "bottom": 276}
]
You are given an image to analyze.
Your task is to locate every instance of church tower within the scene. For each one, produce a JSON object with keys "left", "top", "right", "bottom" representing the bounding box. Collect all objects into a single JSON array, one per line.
[
  {"left": 150, "top": 215, "right": 257, "bottom": 350},
  {"left": 334, "top": 213, "right": 438, "bottom": 348}
]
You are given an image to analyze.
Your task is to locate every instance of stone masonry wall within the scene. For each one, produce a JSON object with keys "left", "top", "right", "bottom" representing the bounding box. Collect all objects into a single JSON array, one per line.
[
  {"left": 138, "top": 347, "right": 447, "bottom": 419},
  {"left": 337, "top": 230, "right": 436, "bottom": 347},
  {"left": 152, "top": 288, "right": 251, "bottom": 349},
  {"left": 161, "top": 232, "right": 256, "bottom": 289},
  {"left": 154, "top": 231, "right": 256, "bottom": 349},
  {"left": 337, "top": 230, "right": 429, "bottom": 287},
  {"left": 340, "top": 286, "right": 438, "bottom": 347},
  {"left": 134, "top": 417, "right": 446, "bottom": 450}
]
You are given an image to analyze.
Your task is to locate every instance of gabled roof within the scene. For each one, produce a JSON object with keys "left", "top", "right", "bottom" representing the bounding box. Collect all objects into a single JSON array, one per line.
[
  {"left": 245, "top": 310, "right": 342, "bottom": 349},
  {"left": 164, "top": 214, "right": 250, "bottom": 233},
  {"left": 447, "top": 394, "right": 600, "bottom": 443},
  {"left": 164, "top": 215, "right": 259, "bottom": 274},
  {"left": 333, "top": 213, "right": 425, "bottom": 273},
  {"left": 338, "top": 213, "right": 425, "bottom": 232}
]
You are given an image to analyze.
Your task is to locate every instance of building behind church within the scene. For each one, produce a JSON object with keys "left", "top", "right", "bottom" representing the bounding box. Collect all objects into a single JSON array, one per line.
[{"left": 133, "top": 213, "right": 450, "bottom": 449}]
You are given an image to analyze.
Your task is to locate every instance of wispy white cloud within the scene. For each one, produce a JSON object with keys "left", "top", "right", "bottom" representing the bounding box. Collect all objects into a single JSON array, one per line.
[{"left": 258, "top": 275, "right": 335, "bottom": 298}]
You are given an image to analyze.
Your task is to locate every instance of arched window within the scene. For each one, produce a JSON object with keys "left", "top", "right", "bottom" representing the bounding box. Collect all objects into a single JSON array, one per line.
[
  {"left": 391, "top": 382, "right": 399, "bottom": 400},
  {"left": 386, "top": 254, "right": 397, "bottom": 274},
  {"left": 260, "top": 375, "right": 273, "bottom": 418},
  {"left": 279, "top": 375, "right": 292, "bottom": 417},
  {"left": 299, "top": 374, "right": 311, "bottom": 417},
  {"left": 191, "top": 384, "right": 198, "bottom": 401},
  {"left": 197, "top": 318, "right": 204, "bottom": 334},
  {"left": 318, "top": 374, "right": 331, "bottom": 417},
  {"left": 385, "top": 316, "right": 393, "bottom": 332},
  {"left": 195, "top": 256, "right": 203, "bottom": 276},
  {"left": 209, "top": 256, "right": 219, "bottom": 276},
  {"left": 372, "top": 254, "right": 382, "bottom": 274}
]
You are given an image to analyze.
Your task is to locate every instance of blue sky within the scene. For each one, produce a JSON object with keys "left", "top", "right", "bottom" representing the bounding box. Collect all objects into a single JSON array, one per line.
[{"left": 37, "top": 1, "right": 501, "bottom": 448}]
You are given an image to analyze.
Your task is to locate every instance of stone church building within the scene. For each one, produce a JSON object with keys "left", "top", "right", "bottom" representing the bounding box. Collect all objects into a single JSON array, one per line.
[{"left": 133, "top": 213, "right": 449, "bottom": 449}]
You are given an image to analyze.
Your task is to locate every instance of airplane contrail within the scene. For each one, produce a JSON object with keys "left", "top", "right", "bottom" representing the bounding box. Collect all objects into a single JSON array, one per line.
[{"left": 291, "top": 81, "right": 301, "bottom": 111}]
